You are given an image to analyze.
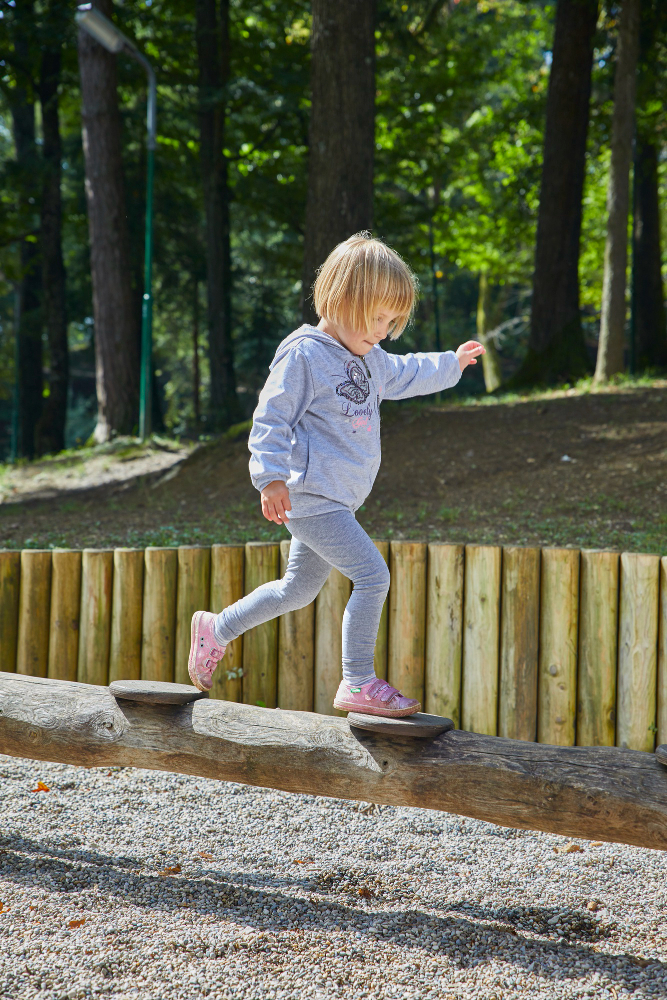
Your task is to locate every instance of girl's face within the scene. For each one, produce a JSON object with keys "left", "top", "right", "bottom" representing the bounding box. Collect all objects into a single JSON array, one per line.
[{"left": 318, "top": 310, "right": 401, "bottom": 356}]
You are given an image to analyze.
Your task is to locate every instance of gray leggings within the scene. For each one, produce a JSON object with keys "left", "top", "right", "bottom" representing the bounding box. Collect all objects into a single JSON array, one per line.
[{"left": 214, "top": 508, "right": 389, "bottom": 684}]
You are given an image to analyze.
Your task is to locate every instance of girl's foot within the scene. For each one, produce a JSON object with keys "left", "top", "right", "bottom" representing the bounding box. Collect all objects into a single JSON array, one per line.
[
  {"left": 333, "top": 678, "right": 420, "bottom": 718},
  {"left": 188, "top": 611, "right": 227, "bottom": 692}
]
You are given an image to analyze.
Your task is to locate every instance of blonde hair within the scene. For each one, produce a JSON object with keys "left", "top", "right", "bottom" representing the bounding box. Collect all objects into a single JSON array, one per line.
[{"left": 312, "top": 233, "right": 417, "bottom": 339}]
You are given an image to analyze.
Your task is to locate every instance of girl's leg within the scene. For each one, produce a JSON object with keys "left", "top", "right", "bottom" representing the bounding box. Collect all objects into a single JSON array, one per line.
[
  {"left": 286, "top": 509, "right": 390, "bottom": 686},
  {"left": 213, "top": 538, "right": 331, "bottom": 646}
]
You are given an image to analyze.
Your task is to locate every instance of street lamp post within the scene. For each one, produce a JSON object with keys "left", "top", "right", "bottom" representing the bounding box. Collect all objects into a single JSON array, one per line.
[{"left": 76, "top": 3, "right": 156, "bottom": 440}]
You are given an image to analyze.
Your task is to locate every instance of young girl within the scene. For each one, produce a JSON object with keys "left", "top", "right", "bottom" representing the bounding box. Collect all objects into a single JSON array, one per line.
[{"left": 189, "top": 233, "right": 484, "bottom": 717}]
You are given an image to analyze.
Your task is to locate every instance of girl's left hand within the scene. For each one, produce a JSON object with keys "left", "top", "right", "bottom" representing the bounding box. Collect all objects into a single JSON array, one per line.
[{"left": 456, "top": 341, "right": 486, "bottom": 371}]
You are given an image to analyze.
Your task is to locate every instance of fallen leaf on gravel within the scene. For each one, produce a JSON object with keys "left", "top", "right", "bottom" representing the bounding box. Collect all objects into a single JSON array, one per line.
[
  {"left": 198, "top": 851, "right": 214, "bottom": 859},
  {"left": 0, "top": 903, "right": 9, "bottom": 914},
  {"left": 587, "top": 900, "right": 600, "bottom": 912},
  {"left": 292, "top": 859, "right": 313, "bottom": 865},
  {"left": 30, "top": 781, "right": 50, "bottom": 793},
  {"left": 554, "top": 842, "right": 583, "bottom": 854},
  {"left": 68, "top": 918, "right": 86, "bottom": 928},
  {"left": 590, "top": 842, "right": 604, "bottom": 847},
  {"left": 358, "top": 887, "right": 373, "bottom": 900},
  {"left": 159, "top": 864, "right": 182, "bottom": 876},
  {"left": 29, "top": 905, "right": 37, "bottom": 911}
]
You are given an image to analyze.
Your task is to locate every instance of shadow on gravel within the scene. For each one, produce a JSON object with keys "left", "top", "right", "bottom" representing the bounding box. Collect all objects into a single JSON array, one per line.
[{"left": 0, "top": 831, "right": 664, "bottom": 994}]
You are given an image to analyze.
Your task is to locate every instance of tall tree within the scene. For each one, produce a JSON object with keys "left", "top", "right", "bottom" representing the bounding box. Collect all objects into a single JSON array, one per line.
[
  {"left": 301, "top": 0, "right": 376, "bottom": 323},
  {"left": 631, "top": 0, "right": 667, "bottom": 371},
  {"left": 78, "top": 0, "right": 139, "bottom": 442},
  {"left": 196, "top": 0, "right": 240, "bottom": 427},
  {"left": 594, "top": 0, "right": 641, "bottom": 383},
  {"left": 7, "top": 2, "right": 43, "bottom": 459},
  {"left": 36, "top": 7, "right": 69, "bottom": 455},
  {"left": 511, "top": 0, "right": 599, "bottom": 386}
]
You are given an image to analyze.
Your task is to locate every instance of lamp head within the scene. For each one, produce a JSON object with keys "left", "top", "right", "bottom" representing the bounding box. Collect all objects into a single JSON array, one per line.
[{"left": 75, "top": 4, "right": 134, "bottom": 54}]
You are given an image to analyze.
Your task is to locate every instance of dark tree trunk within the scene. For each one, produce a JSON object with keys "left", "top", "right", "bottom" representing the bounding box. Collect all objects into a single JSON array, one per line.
[
  {"left": 196, "top": 0, "right": 239, "bottom": 428},
  {"left": 630, "top": 0, "right": 667, "bottom": 371},
  {"left": 10, "top": 4, "right": 42, "bottom": 460},
  {"left": 594, "top": 0, "right": 641, "bottom": 382},
  {"left": 632, "top": 138, "right": 667, "bottom": 370},
  {"left": 36, "top": 44, "right": 68, "bottom": 455},
  {"left": 78, "top": 0, "right": 139, "bottom": 442},
  {"left": 511, "top": 0, "right": 599, "bottom": 387},
  {"left": 301, "top": 0, "right": 376, "bottom": 324}
]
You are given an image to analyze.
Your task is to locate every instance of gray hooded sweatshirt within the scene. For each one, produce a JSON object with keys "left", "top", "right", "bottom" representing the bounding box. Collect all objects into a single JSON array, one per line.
[{"left": 248, "top": 325, "right": 462, "bottom": 518}]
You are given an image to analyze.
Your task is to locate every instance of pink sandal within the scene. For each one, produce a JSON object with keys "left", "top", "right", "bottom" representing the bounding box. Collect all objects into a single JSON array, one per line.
[
  {"left": 333, "top": 678, "right": 420, "bottom": 718},
  {"left": 188, "top": 611, "right": 227, "bottom": 692}
]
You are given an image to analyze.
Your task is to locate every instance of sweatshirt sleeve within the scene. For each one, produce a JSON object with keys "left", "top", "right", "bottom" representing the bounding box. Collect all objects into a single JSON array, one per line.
[
  {"left": 248, "top": 349, "right": 315, "bottom": 492},
  {"left": 381, "top": 349, "right": 462, "bottom": 401}
]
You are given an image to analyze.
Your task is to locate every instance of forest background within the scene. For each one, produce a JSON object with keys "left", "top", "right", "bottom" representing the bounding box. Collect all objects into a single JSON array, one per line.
[{"left": 0, "top": 0, "right": 666, "bottom": 462}]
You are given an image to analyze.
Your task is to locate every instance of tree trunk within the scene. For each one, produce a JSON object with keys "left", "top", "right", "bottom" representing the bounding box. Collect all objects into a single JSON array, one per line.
[
  {"left": 9, "top": 3, "right": 43, "bottom": 460},
  {"left": 78, "top": 0, "right": 139, "bottom": 442},
  {"left": 196, "top": 0, "right": 239, "bottom": 428},
  {"left": 511, "top": 0, "right": 599, "bottom": 387},
  {"left": 594, "top": 0, "right": 641, "bottom": 383},
  {"left": 476, "top": 273, "right": 503, "bottom": 393},
  {"left": 301, "top": 0, "right": 376, "bottom": 324},
  {"left": 193, "top": 278, "right": 201, "bottom": 428},
  {"left": 36, "top": 44, "right": 68, "bottom": 455},
  {"left": 630, "top": 0, "right": 667, "bottom": 372},
  {"left": 632, "top": 136, "right": 667, "bottom": 371}
]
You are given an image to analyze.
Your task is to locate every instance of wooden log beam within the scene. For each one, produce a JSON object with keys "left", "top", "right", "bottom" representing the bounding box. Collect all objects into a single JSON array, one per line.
[{"left": 1, "top": 672, "right": 666, "bottom": 852}]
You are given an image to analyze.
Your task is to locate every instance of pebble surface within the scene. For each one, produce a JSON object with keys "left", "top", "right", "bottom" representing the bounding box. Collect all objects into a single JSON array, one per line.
[{"left": 0, "top": 755, "right": 665, "bottom": 1000}]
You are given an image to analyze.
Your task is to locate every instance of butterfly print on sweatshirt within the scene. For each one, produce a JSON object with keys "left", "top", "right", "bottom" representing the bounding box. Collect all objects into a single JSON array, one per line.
[{"left": 334, "top": 359, "right": 370, "bottom": 404}]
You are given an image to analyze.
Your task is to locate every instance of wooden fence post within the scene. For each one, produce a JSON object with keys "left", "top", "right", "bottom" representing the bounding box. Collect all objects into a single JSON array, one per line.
[
  {"left": 314, "top": 568, "right": 351, "bottom": 716},
  {"left": 209, "top": 544, "right": 245, "bottom": 702},
  {"left": 425, "top": 543, "right": 464, "bottom": 725},
  {"left": 0, "top": 551, "right": 20, "bottom": 673},
  {"left": 537, "top": 548, "right": 580, "bottom": 746},
  {"left": 461, "top": 545, "right": 501, "bottom": 735},
  {"left": 142, "top": 547, "right": 178, "bottom": 683},
  {"left": 16, "top": 550, "right": 52, "bottom": 677},
  {"left": 617, "top": 552, "right": 660, "bottom": 752},
  {"left": 388, "top": 541, "right": 427, "bottom": 706},
  {"left": 174, "top": 546, "right": 211, "bottom": 685},
  {"left": 48, "top": 550, "right": 82, "bottom": 682},
  {"left": 243, "top": 542, "right": 280, "bottom": 708},
  {"left": 577, "top": 550, "right": 619, "bottom": 746},
  {"left": 278, "top": 539, "right": 315, "bottom": 712},
  {"left": 109, "top": 549, "right": 144, "bottom": 684},
  {"left": 77, "top": 549, "right": 113, "bottom": 686},
  {"left": 658, "top": 556, "right": 667, "bottom": 747},
  {"left": 499, "top": 546, "right": 540, "bottom": 742},
  {"left": 373, "top": 540, "right": 390, "bottom": 682}
]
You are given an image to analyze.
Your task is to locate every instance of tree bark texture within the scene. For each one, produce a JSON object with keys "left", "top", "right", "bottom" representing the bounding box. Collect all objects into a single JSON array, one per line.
[
  {"left": 1, "top": 673, "right": 667, "bottom": 852},
  {"left": 301, "top": 0, "right": 376, "bottom": 324},
  {"left": 10, "top": 3, "right": 43, "bottom": 460},
  {"left": 78, "top": 0, "right": 139, "bottom": 442},
  {"left": 514, "top": 0, "right": 599, "bottom": 386},
  {"left": 594, "top": 0, "right": 641, "bottom": 383},
  {"left": 476, "top": 272, "right": 503, "bottom": 393},
  {"left": 630, "top": 0, "right": 667, "bottom": 372},
  {"left": 196, "top": 0, "right": 239, "bottom": 427},
  {"left": 36, "top": 44, "right": 69, "bottom": 455}
]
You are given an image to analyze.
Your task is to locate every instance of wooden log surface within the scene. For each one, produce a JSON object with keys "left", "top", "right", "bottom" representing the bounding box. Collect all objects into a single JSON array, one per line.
[
  {"left": 109, "top": 549, "right": 144, "bottom": 684},
  {"left": 461, "top": 545, "right": 501, "bottom": 736},
  {"left": 0, "top": 551, "right": 20, "bottom": 673},
  {"left": 424, "top": 543, "right": 463, "bottom": 726},
  {"left": 617, "top": 552, "right": 659, "bottom": 752},
  {"left": 209, "top": 544, "right": 244, "bottom": 703},
  {"left": 278, "top": 539, "right": 314, "bottom": 712},
  {"left": 174, "top": 546, "right": 211, "bottom": 686},
  {"left": 77, "top": 549, "right": 113, "bottom": 686},
  {"left": 658, "top": 557, "right": 667, "bottom": 747},
  {"left": 538, "top": 548, "right": 579, "bottom": 746},
  {"left": 243, "top": 542, "right": 279, "bottom": 708},
  {"left": 1, "top": 671, "right": 666, "bottom": 853},
  {"left": 142, "top": 547, "right": 178, "bottom": 683},
  {"left": 16, "top": 550, "right": 52, "bottom": 678},
  {"left": 48, "top": 549, "right": 82, "bottom": 683},
  {"left": 577, "top": 550, "right": 619, "bottom": 747},
  {"left": 373, "top": 540, "right": 390, "bottom": 682},
  {"left": 314, "top": 567, "right": 350, "bottom": 716},
  {"left": 388, "top": 541, "right": 427, "bottom": 705},
  {"left": 498, "top": 546, "right": 540, "bottom": 742}
]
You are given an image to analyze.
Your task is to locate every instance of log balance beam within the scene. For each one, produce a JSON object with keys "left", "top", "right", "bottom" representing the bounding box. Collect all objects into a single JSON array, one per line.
[{"left": 1, "top": 672, "right": 666, "bottom": 852}]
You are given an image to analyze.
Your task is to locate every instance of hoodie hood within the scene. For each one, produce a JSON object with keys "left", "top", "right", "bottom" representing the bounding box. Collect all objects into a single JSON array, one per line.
[{"left": 270, "top": 324, "right": 346, "bottom": 369}]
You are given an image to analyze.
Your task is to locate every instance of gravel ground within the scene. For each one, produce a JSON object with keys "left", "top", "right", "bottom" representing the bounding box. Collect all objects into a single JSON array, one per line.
[{"left": 0, "top": 756, "right": 665, "bottom": 1000}]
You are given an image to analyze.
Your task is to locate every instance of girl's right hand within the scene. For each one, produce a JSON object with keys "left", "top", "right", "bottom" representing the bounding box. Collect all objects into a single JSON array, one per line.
[{"left": 261, "top": 480, "right": 292, "bottom": 525}]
